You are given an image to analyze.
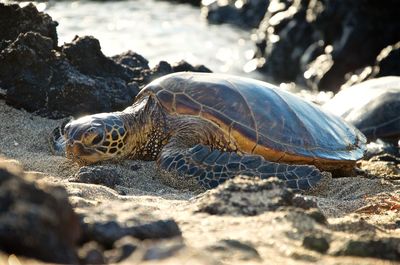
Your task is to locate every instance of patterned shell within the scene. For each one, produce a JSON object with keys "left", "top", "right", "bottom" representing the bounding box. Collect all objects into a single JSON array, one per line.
[{"left": 138, "top": 72, "right": 366, "bottom": 162}]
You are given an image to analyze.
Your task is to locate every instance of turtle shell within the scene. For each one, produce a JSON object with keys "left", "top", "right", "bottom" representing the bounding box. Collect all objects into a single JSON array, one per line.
[
  {"left": 323, "top": 76, "right": 400, "bottom": 143},
  {"left": 138, "top": 72, "right": 366, "bottom": 163}
]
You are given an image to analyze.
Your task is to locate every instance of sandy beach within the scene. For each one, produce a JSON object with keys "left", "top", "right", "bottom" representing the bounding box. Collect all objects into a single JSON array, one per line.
[{"left": 1, "top": 97, "right": 400, "bottom": 264}]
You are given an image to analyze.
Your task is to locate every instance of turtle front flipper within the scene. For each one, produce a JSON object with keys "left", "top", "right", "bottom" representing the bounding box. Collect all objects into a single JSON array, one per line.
[
  {"left": 158, "top": 144, "right": 323, "bottom": 191},
  {"left": 49, "top": 119, "right": 71, "bottom": 156}
]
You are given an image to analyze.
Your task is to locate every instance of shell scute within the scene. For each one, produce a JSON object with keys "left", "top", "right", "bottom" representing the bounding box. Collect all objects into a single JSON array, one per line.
[{"left": 175, "top": 93, "right": 201, "bottom": 115}]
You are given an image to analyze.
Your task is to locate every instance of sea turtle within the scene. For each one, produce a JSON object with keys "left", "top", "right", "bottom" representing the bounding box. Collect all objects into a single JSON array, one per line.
[
  {"left": 323, "top": 76, "right": 400, "bottom": 144},
  {"left": 54, "top": 72, "right": 366, "bottom": 191}
]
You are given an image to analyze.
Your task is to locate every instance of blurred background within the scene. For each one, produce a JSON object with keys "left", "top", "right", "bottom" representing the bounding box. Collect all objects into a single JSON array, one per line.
[
  {"left": 2, "top": 0, "right": 399, "bottom": 91},
  {"left": 0, "top": 0, "right": 399, "bottom": 117},
  {"left": 3, "top": 0, "right": 264, "bottom": 77}
]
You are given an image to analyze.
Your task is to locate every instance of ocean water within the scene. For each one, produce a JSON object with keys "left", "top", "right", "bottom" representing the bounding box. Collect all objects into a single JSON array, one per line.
[{"left": 14, "top": 0, "right": 264, "bottom": 79}]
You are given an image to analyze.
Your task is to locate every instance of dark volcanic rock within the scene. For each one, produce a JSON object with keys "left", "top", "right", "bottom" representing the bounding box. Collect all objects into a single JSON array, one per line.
[
  {"left": 202, "top": 0, "right": 269, "bottom": 29},
  {"left": 343, "top": 42, "right": 400, "bottom": 88},
  {"left": 304, "top": 208, "right": 327, "bottom": 225},
  {"left": 0, "top": 3, "right": 58, "bottom": 49},
  {"left": 172, "top": 60, "right": 212, "bottom": 73},
  {"left": 0, "top": 159, "right": 80, "bottom": 263},
  {"left": 291, "top": 194, "right": 318, "bottom": 210},
  {"left": 336, "top": 237, "right": 400, "bottom": 260},
  {"left": 373, "top": 42, "right": 400, "bottom": 77},
  {"left": 195, "top": 176, "right": 294, "bottom": 215},
  {"left": 112, "top": 50, "right": 150, "bottom": 70},
  {"left": 254, "top": 0, "right": 315, "bottom": 83},
  {"left": 69, "top": 165, "right": 123, "bottom": 188},
  {"left": 62, "top": 36, "right": 135, "bottom": 81},
  {"left": 0, "top": 32, "right": 138, "bottom": 118},
  {"left": 79, "top": 202, "right": 181, "bottom": 248},
  {"left": 148, "top": 61, "right": 174, "bottom": 81},
  {"left": 302, "top": 235, "right": 330, "bottom": 253},
  {"left": 136, "top": 60, "right": 212, "bottom": 87},
  {"left": 0, "top": 32, "right": 56, "bottom": 112},
  {"left": 255, "top": 0, "right": 400, "bottom": 92},
  {"left": 160, "top": 0, "right": 201, "bottom": 6}
]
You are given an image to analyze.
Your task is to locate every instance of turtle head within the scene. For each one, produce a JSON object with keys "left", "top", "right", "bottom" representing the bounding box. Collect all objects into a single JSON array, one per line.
[{"left": 64, "top": 113, "right": 127, "bottom": 165}]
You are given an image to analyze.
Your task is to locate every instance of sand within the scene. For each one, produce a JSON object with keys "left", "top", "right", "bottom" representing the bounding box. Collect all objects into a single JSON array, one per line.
[{"left": 1, "top": 98, "right": 400, "bottom": 264}]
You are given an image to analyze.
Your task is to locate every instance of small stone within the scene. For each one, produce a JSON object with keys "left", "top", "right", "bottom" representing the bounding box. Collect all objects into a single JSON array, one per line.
[
  {"left": 206, "top": 239, "right": 261, "bottom": 261},
  {"left": 305, "top": 209, "right": 327, "bottom": 225},
  {"left": 291, "top": 194, "right": 318, "bottom": 209},
  {"left": 104, "top": 236, "right": 139, "bottom": 263},
  {"left": 130, "top": 164, "right": 141, "bottom": 171},
  {"left": 302, "top": 235, "right": 330, "bottom": 253},
  {"left": 336, "top": 237, "right": 400, "bottom": 260},
  {"left": 69, "top": 165, "right": 122, "bottom": 188},
  {"left": 78, "top": 241, "right": 105, "bottom": 264}
]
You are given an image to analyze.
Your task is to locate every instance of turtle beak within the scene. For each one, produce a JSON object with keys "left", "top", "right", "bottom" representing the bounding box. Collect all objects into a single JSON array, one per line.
[
  {"left": 65, "top": 139, "right": 88, "bottom": 164},
  {"left": 65, "top": 138, "right": 104, "bottom": 165},
  {"left": 65, "top": 139, "right": 79, "bottom": 160}
]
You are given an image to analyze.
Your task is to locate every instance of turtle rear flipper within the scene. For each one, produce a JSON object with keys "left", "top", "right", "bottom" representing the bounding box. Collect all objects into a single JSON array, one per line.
[{"left": 158, "top": 144, "right": 322, "bottom": 191}]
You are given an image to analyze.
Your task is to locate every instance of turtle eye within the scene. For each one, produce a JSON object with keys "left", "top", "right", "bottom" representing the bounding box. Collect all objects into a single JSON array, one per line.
[{"left": 91, "top": 133, "right": 103, "bottom": 145}]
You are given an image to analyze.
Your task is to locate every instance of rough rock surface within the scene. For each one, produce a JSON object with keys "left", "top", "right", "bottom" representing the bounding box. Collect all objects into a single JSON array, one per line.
[
  {"left": 0, "top": 3, "right": 211, "bottom": 119},
  {"left": 0, "top": 3, "right": 58, "bottom": 48},
  {"left": 343, "top": 42, "right": 400, "bottom": 88},
  {"left": 335, "top": 237, "right": 400, "bottom": 260},
  {"left": 172, "top": 60, "right": 212, "bottom": 74},
  {"left": 195, "top": 176, "right": 293, "bottom": 215},
  {"left": 70, "top": 165, "right": 123, "bottom": 189},
  {"left": 0, "top": 158, "right": 80, "bottom": 263},
  {"left": 254, "top": 0, "right": 400, "bottom": 92},
  {"left": 202, "top": 0, "right": 269, "bottom": 29},
  {"left": 1, "top": 32, "right": 139, "bottom": 118},
  {"left": 78, "top": 201, "right": 182, "bottom": 248}
]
